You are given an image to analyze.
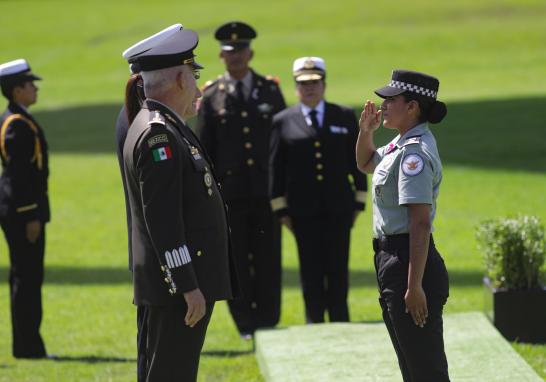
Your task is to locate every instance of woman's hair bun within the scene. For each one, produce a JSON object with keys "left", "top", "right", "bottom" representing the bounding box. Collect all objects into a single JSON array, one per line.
[{"left": 428, "top": 100, "right": 447, "bottom": 124}]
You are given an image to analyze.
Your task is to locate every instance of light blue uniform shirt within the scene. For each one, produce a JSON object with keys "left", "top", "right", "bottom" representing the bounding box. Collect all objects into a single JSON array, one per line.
[{"left": 372, "top": 123, "right": 443, "bottom": 237}]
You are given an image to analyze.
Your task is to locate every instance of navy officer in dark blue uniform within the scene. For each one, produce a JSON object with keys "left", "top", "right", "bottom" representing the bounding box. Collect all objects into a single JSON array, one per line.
[
  {"left": 197, "top": 21, "right": 286, "bottom": 339},
  {"left": 356, "top": 69, "right": 450, "bottom": 381},
  {"left": 0, "top": 59, "right": 50, "bottom": 358},
  {"left": 269, "top": 57, "right": 368, "bottom": 324},
  {"left": 123, "top": 29, "right": 240, "bottom": 381}
]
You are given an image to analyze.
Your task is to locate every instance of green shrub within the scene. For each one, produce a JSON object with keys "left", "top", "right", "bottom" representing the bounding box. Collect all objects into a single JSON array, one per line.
[{"left": 476, "top": 214, "right": 545, "bottom": 290}]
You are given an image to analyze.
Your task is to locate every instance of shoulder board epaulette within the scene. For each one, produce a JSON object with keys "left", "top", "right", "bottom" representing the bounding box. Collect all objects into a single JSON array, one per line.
[
  {"left": 265, "top": 75, "right": 280, "bottom": 84},
  {"left": 201, "top": 78, "right": 220, "bottom": 91},
  {"left": 402, "top": 135, "right": 421, "bottom": 147},
  {"left": 148, "top": 110, "right": 166, "bottom": 126}
]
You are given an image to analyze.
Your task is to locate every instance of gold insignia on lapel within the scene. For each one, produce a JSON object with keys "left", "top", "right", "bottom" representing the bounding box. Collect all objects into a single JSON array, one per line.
[
  {"left": 204, "top": 173, "right": 212, "bottom": 187},
  {"left": 165, "top": 113, "right": 177, "bottom": 124}
]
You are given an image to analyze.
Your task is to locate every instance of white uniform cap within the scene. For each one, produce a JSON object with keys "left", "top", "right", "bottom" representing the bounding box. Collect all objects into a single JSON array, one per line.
[
  {"left": 292, "top": 57, "right": 326, "bottom": 81},
  {"left": 122, "top": 24, "right": 183, "bottom": 59},
  {"left": 0, "top": 59, "right": 31, "bottom": 77}
]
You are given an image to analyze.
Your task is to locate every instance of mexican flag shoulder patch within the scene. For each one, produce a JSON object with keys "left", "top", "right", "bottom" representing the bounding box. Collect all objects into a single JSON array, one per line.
[{"left": 153, "top": 146, "right": 172, "bottom": 162}]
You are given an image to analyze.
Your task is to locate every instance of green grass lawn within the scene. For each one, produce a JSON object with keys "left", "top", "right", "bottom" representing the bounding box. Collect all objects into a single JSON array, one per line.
[{"left": 1, "top": 0, "right": 546, "bottom": 380}]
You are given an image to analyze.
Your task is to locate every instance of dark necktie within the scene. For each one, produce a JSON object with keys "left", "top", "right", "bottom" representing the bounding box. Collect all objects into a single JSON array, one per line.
[
  {"left": 309, "top": 110, "right": 320, "bottom": 133},
  {"left": 236, "top": 81, "right": 245, "bottom": 105}
]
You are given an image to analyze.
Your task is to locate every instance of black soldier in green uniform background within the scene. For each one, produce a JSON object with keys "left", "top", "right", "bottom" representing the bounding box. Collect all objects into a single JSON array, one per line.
[
  {"left": 197, "top": 21, "right": 286, "bottom": 339},
  {"left": 0, "top": 59, "right": 51, "bottom": 358}
]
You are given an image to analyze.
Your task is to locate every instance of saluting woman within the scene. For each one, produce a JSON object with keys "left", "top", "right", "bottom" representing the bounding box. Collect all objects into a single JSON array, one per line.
[{"left": 356, "top": 70, "right": 450, "bottom": 381}]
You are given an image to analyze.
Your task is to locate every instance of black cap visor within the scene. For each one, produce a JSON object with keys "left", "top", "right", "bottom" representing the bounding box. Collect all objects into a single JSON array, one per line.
[
  {"left": 221, "top": 42, "right": 250, "bottom": 51},
  {"left": 374, "top": 85, "right": 405, "bottom": 99},
  {"left": 188, "top": 61, "right": 204, "bottom": 70}
]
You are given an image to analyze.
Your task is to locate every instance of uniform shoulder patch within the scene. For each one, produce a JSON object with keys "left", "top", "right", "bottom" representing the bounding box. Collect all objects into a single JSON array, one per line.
[
  {"left": 401, "top": 153, "right": 425, "bottom": 176},
  {"left": 148, "top": 110, "right": 166, "bottom": 126},
  {"left": 402, "top": 135, "right": 421, "bottom": 147}
]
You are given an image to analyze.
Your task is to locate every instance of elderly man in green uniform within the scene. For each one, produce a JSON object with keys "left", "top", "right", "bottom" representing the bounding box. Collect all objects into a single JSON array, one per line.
[
  {"left": 0, "top": 59, "right": 52, "bottom": 358},
  {"left": 123, "top": 29, "right": 241, "bottom": 381},
  {"left": 197, "top": 21, "right": 286, "bottom": 339}
]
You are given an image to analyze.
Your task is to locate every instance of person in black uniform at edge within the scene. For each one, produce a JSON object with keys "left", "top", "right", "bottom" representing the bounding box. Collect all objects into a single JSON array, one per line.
[
  {"left": 197, "top": 21, "right": 286, "bottom": 339},
  {"left": 0, "top": 59, "right": 54, "bottom": 359},
  {"left": 116, "top": 23, "right": 183, "bottom": 382},
  {"left": 269, "top": 57, "right": 368, "bottom": 324},
  {"left": 123, "top": 28, "right": 241, "bottom": 382},
  {"left": 356, "top": 70, "right": 450, "bottom": 381}
]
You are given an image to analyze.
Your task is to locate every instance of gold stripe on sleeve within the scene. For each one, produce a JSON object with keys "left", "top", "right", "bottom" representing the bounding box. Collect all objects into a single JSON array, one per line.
[
  {"left": 16, "top": 203, "right": 38, "bottom": 213},
  {"left": 270, "top": 197, "right": 288, "bottom": 212},
  {"left": 355, "top": 191, "right": 368, "bottom": 204}
]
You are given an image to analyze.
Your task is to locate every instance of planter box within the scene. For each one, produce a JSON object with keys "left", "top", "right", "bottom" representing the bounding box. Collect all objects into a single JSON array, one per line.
[{"left": 483, "top": 277, "right": 546, "bottom": 343}]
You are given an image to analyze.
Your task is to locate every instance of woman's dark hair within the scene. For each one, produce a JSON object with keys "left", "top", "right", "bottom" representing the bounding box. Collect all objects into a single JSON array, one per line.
[
  {"left": 402, "top": 91, "right": 447, "bottom": 124},
  {"left": 125, "top": 73, "right": 145, "bottom": 125}
]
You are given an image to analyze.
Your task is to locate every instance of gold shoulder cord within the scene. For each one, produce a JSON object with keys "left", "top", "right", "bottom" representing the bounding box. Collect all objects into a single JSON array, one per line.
[{"left": 0, "top": 114, "right": 42, "bottom": 170}]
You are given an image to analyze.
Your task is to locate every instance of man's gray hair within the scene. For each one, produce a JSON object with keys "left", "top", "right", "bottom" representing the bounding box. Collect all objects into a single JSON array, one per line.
[{"left": 141, "top": 65, "right": 185, "bottom": 96}]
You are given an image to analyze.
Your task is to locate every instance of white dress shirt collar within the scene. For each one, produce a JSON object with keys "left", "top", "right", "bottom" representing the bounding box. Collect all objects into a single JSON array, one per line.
[
  {"left": 300, "top": 99, "right": 325, "bottom": 128},
  {"left": 17, "top": 103, "right": 31, "bottom": 115},
  {"left": 224, "top": 69, "right": 253, "bottom": 100}
]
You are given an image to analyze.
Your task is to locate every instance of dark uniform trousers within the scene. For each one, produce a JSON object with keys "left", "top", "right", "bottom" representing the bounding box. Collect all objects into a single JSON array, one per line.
[
  {"left": 292, "top": 211, "right": 352, "bottom": 323},
  {"left": 0, "top": 218, "right": 46, "bottom": 358},
  {"left": 146, "top": 301, "right": 215, "bottom": 382},
  {"left": 227, "top": 198, "right": 281, "bottom": 332},
  {"left": 373, "top": 234, "right": 450, "bottom": 382},
  {"left": 116, "top": 105, "right": 148, "bottom": 382}
]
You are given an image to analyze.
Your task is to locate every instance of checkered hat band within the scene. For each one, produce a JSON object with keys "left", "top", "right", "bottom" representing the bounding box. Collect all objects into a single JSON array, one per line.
[{"left": 389, "top": 80, "right": 437, "bottom": 99}]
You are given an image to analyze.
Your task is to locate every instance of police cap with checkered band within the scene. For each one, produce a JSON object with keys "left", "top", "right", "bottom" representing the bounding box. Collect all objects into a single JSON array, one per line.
[
  {"left": 215, "top": 21, "right": 257, "bottom": 51},
  {"left": 374, "top": 70, "right": 439, "bottom": 100},
  {"left": 128, "top": 29, "right": 204, "bottom": 71}
]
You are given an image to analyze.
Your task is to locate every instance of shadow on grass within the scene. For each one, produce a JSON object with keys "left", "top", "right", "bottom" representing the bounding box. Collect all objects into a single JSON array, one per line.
[
  {"left": 201, "top": 350, "right": 253, "bottom": 357},
  {"left": 53, "top": 356, "right": 136, "bottom": 363},
  {"left": 0, "top": 267, "right": 482, "bottom": 286},
  {"left": 34, "top": 97, "right": 546, "bottom": 172}
]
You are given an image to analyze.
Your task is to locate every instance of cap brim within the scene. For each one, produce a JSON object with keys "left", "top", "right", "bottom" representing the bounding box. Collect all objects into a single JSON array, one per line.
[
  {"left": 188, "top": 61, "right": 204, "bottom": 70},
  {"left": 221, "top": 42, "right": 250, "bottom": 51},
  {"left": 295, "top": 74, "right": 323, "bottom": 82},
  {"left": 374, "top": 85, "right": 405, "bottom": 99},
  {"left": 28, "top": 74, "right": 42, "bottom": 81}
]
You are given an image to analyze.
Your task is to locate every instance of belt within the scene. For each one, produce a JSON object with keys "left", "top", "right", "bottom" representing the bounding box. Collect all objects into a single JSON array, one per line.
[{"left": 373, "top": 233, "right": 434, "bottom": 253}]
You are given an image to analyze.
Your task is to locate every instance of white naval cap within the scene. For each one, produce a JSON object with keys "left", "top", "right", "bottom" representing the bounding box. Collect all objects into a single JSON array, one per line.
[
  {"left": 122, "top": 24, "right": 183, "bottom": 59},
  {"left": 292, "top": 57, "right": 326, "bottom": 82},
  {"left": 0, "top": 59, "right": 42, "bottom": 85}
]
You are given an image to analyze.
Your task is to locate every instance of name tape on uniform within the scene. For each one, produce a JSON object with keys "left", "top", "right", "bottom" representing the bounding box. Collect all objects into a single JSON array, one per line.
[{"left": 148, "top": 134, "right": 169, "bottom": 147}]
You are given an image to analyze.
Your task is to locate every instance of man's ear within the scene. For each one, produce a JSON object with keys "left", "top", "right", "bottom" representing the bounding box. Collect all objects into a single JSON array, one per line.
[
  {"left": 248, "top": 49, "right": 254, "bottom": 61},
  {"left": 220, "top": 51, "right": 226, "bottom": 63},
  {"left": 177, "top": 70, "right": 186, "bottom": 91}
]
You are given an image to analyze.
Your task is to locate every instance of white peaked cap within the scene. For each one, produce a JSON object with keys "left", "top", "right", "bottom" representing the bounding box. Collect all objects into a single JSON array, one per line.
[
  {"left": 122, "top": 24, "right": 183, "bottom": 59},
  {"left": 292, "top": 57, "right": 326, "bottom": 73},
  {"left": 0, "top": 59, "right": 30, "bottom": 77}
]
